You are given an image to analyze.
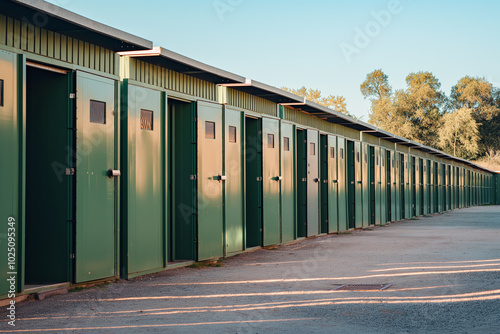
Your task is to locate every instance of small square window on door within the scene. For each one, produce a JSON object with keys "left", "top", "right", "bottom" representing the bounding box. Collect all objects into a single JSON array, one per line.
[
  {"left": 90, "top": 100, "right": 106, "bottom": 124},
  {"left": 284, "top": 137, "right": 290, "bottom": 151},
  {"left": 340, "top": 148, "right": 344, "bottom": 159},
  {"left": 330, "top": 147, "right": 335, "bottom": 159},
  {"left": 267, "top": 134, "right": 274, "bottom": 148},
  {"left": 310, "top": 143, "right": 315, "bottom": 155},
  {"left": 0, "top": 79, "right": 4, "bottom": 107},
  {"left": 228, "top": 126, "right": 237, "bottom": 143},
  {"left": 140, "top": 109, "right": 153, "bottom": 131},
  {"left": 205, "top": 121, "right": 215, "bottom": 139}
]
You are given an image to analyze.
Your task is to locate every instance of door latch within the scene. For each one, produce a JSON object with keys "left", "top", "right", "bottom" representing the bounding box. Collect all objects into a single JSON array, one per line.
[
  {"left": 107, "top": 169, "right": 121, "bottom": 178},
  {"left": 217, "top": 175, "right": 227, "bottom": 182}
]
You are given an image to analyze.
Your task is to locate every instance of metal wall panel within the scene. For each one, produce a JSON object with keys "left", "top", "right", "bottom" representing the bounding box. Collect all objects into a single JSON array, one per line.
[
  {"left": 338, "top": 137, "right": 348, "bottom": 231},
  {"left": 76, "top": 71, "right": 117, "bottom": 283},
  {"left": 123, "top": 83, "right": 164, "bottom": 276},
  {"left": 328, "top": 135, "right": 338, "bottom": 232},
  {"left": 0, "top": 14, "right": 117, "bottom": 75},
  {"left": 281, "top": 122, "right": 295, "bottom": 242},
  {"left": 0, "top": 50, "right": 20, "bottom": 294},
  {"left": 262, "top": 117, "right": 281, "bottom": 245},
  {"left": 228, "top": 89, "right": 276, "bottom": 117},
  {"left": 197, "top": 101, "right": 224, "bottom": 260},
  {"left": 307, "top": 129, "right": 320, "bottom": 236},
  {"left": 224, "top": 107, "right": 244, "bottom": 253},
  {"left": 355, "top": 141, "right": 363, "bottom": 228},
  {"left": 362, "top": 143, "right": 370, "bottom": 228},
  {"left": 380, "top": 149, "right": 388, "bottom": 224}
]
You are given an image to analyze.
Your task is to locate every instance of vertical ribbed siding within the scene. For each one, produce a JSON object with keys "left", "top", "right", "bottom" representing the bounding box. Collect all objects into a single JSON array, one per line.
[
  {"left": 0, "top": 14, "right": 117, "bottom": 75},
  {"left": 130, "top": 59, "right": 217, "bottom": 101},
  {"left": 283, "top": 106, "right": 337, "bottom": 133},
  {"left": 227, "top": 89, "right": 277, "bottom": 117}
]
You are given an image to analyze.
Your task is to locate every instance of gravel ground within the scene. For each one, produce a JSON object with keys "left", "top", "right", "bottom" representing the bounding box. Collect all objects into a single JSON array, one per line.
[{"left": 2, "top": 206, "right": 500, "bottom": 333}]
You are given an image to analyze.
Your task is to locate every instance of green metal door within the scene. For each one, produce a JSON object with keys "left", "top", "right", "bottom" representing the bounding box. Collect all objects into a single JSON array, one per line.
[
  {"left": 355, "top": 142, "right": 363, "bottom": 228},
  {"left": 197, "top": 101, "right": 224, "bottom": 260},
  {"left": 307, "top": 129, "right": 319, "bottom": 236},
  {"left": 76, "top": 71, "right": 117, "bottom": 283},
  {"left": 123, "top": 83, "right": 164, "bottom": 277},
  {"left": 375, "top": 147, "right": 381, "bottom": 225},
  {"left": 281, "top": 122, "right": 295, "bottom": 243},
  {"left": 380, "top": 148, "right": 387, "bottom": 224},
  {"left": 245, "top": 117, "right": 263, "bottom": 247},
  {"left": 328, "top": 135, "right": 338, "bottom": 233},
  {"left": 403, "top": 154, "right": 410, "bottom": 219},
  {"left": 170, "top": 100, "right": 196, "bottom": 261},
  {"left": 391, "top": 151, "right": 397, "bottom": 220},
  {"left": 361, "top": 143, "right": 369, "bottom": 228},
  {"left": 387, "top": 150, "right": 392, "bottom": 222},
  {"left": 224, "top": 107, "right": 243, "bottom": 254},
  {"left": 347, "top": 141, "right": 356, "bottom": 229},
  {"left": 338, "top": 138, "right": 348, "bottom": 231},
  {"left": 0, "top": 50, "right": 20, "bottom": 294},
  {"left": 263, "top": 117, "right": 280, "bottom": 245},
  {"left": 369, "top": 146, "right": 376, "bottom": 225},
  {"left": 320, "top": 134, "right": 328, "bottom": 234}
]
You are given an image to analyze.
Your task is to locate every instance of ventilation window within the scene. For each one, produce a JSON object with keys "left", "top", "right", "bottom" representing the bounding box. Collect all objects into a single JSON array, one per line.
[
  {"left": 228, "top": 126, "right": 237, "bottom": 143},
  {"left": 330, "top": 147, "right": 335, "bottom": 159},
  {"left": 267, "top": 134, "right": 274, "bottom": 148},
  {"left": 284, "top": 137, "right": 290, "bottom": 151},
  {"left": 310, "top": 143, "right": 315, "bottom": 155},
  {"left": 376, "top": 156, "right": 380, "bottom": 166},
  {"left": 340, "top": 148, "right": 344, "bottom": 159},
  {"left": 140, "top": 109, "right": 153, "bottom": 131},
  {"left": 90, "top": 100, "right": 106, "bottom": 124},
  {"left": 205, "top": 121, "right": 215, "bottom": 139},
  {"left": 364, "top": 153, "right": 367, "bottom": 163},
  {"left": 356, "top": 152, "right": 360, "bottom": 162},
  {"left": 0, "top": 79, "right": 4, "bottom": 107}
]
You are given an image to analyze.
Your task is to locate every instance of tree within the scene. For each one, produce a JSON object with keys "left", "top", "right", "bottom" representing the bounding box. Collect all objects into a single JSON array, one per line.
[
  {"left": 449, "top": 76, "right": 500, "bottom": 153},
  {"left": 438, "top": 107, "right": 480, "bottom": 160},
  {"left": 360, "top": 69, "right": 392, "bottom": 100},
  {"left": 281, "top": 86, "right": 351, "bottom": 116},
  {"left": 362, "top": 70, "right": 444, "bottom": 148}
]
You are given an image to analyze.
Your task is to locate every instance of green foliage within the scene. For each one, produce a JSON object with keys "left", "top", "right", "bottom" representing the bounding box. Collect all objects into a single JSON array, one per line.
[
  {"left": 362, "top": 70, "right": 500, "bottom": 163},
  {"left": 281, "top": 86, "right": 353, "bottom": 117},
  {"left": 438, "top": 107, "right": 480, "bottom": 160},
  {"left": 362, "top": 70, "right": 444, "bottom": 148},
  {"left": 449, "top": 77, "right": 500, "bottom": 154},
  {"left": 361, "top": 69, "right": 392, "bottom": 100}
]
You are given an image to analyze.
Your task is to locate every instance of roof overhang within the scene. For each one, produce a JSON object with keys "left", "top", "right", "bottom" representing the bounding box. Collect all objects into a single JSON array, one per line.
[
  {"left": 220, "top": 79, "right": 306, "bottom": 104},
  {"left": 118, "top": 47, "right": 246, "bottom": 84},
  {"left": 3, "top": 0, "right": 152, "bottom": 51}
]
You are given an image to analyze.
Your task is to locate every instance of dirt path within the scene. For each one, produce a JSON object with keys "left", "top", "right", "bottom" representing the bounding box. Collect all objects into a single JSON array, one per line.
[{"left": 2, "top": 206, "right": 500, "bottom": 333}]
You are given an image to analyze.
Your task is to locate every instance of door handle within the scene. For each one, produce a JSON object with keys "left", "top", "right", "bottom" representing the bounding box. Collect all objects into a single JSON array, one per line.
[
  {"left": 332, "top": 180, "right": 338, "bottom": 183},
  {"left": 217, "top": 174, "right": 227, "bottom": 182},
  {"left": 274, "top": 176, "right": 283, "bottom": 181},
  {"left": 108, "top": 169, "right": 121, "bottom": 178},
  {"left": 314, "top": 178, "right": 320, "bottom": 183}
]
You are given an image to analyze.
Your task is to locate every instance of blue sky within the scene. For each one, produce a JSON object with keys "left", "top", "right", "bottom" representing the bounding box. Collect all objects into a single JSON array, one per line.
[{"left": 46, "top": 0, "right": 500, "bottom": 120}]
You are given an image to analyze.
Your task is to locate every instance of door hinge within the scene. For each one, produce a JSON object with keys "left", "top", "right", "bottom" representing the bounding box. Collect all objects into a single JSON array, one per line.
[
  {"left": 69, "top": 93, "right": 76, "bottom": 99},
  {"left": 190, "top": 174, "right": 197, "bottom": 180},
  {"left": 66, "top": 168, "right": 75, "bottom": 176},
  {"left": 256, "top": 176, "right": 263, "bottom": 182},
  {"left": 70, "top": 253, "right": 75, "bottom": 259}
]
